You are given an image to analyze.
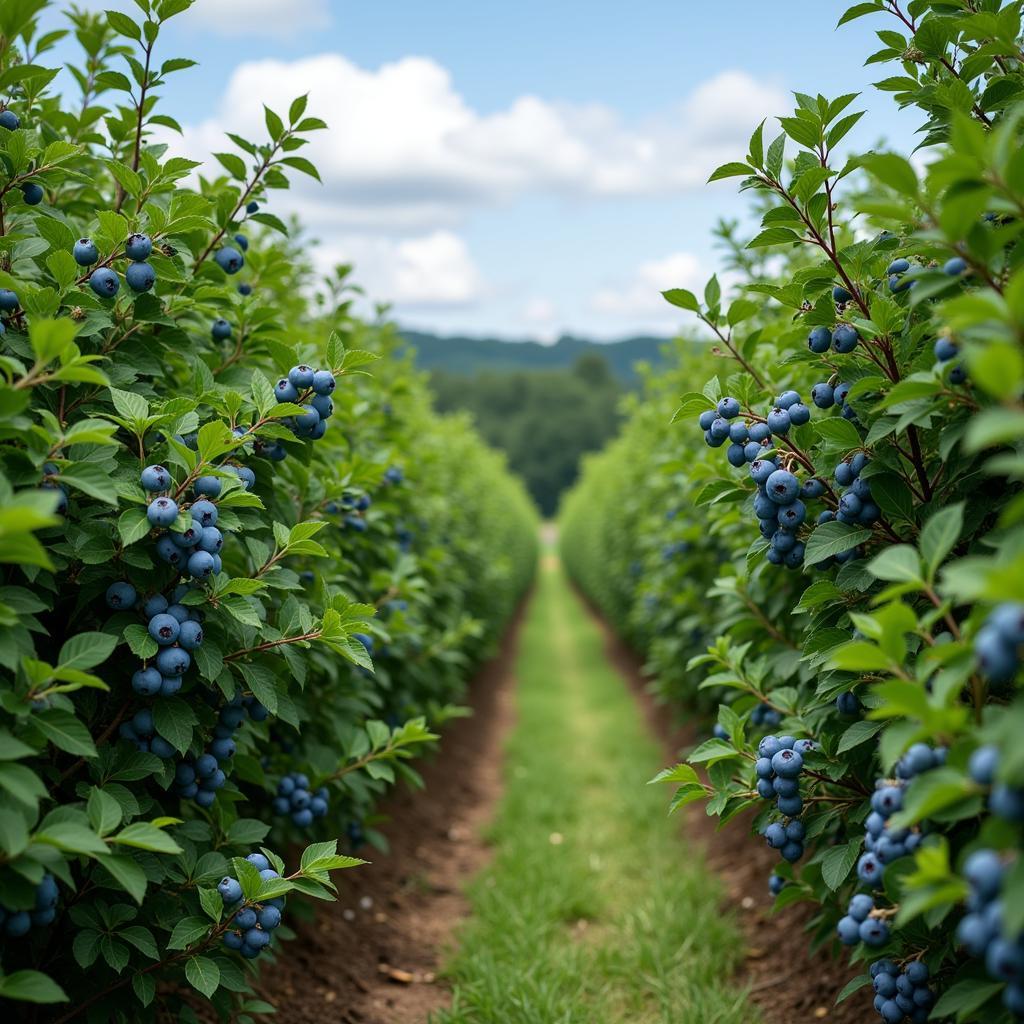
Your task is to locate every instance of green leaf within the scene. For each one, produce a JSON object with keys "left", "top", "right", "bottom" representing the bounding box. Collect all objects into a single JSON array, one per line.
[
  {"left": 185, "top": 956, "right": 220, "bottom": 998},
  {"left": 0, "top": 970, "right": 68, "bottom": 1004},
  {"left": 821, "top": 839, "right": 862, "bottom": 890},
  {"left": 919, "top": 503, "right": 963, "bottom": 582},
  {"left": 803, "top": 523, "right": 874, "bottom": 566},
  {"left": 111, "top": 821, "right": 183, "bottom": 855},
  {"left": 166, "top": 916, "right": 211, "bottom": 951},
  {"left": 58, "top": 632, "right": 117, "bottom": 671},
  {"left": 152, "top": 698, "right": 197, "bottom": 754},
  {"left": 866, "top": 545, "right": 922, "bottom": 584},
  {"left": 35, "top": 709, "right": 96, "bottom": 756}
]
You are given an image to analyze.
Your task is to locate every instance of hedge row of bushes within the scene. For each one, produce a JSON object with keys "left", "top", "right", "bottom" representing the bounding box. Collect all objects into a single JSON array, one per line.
[
  {"left": 0, "top": 1, "right": 536, "bottom": 1019},
  {"left": 563, "top": 3, "right": 1024, "bottom": 1021}
]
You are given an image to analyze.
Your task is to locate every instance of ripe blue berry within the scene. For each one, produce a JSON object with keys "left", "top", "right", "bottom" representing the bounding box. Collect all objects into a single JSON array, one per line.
[
  {"left": 125, "top": 261, "right": 155, "bottom": 292},
  {"left": 246, "top": 200, "right": 260, "bottom": 214},
  {"left": 238, "top": 283, "right": 252, "bottom": 296},
  {"left": 149, "top": 613, "right": 181, "bottom": 645},
  {"left": 771, "top": 748, "right": 803, "bottom": 778},
  {"left": 969, "top": 745, "right": 1000, "bottom": 786},
  {"left": 190, "top": 499, "right": 218, "bottom": 527},
  {"left": 748, "top": 422, "right": 771, "bottom": 442},
  {"left": 775, "top": 390, "right": 800, "bottom": 409},
  {"left": 728, "top": 421, "right": 749, "bottom": 444},
  {"left": 833, "top": 285, "right": 853, "bottom": 303},
  {"left": 106, "top": 581, "right": 136, "bottom": 609},
  {"left": 288, "top": 364, "right": 316, "bottom": 388},
  {"left": 887, "top": 258, "right": 910, "bottom": 275},
  {"left": 943, "top": 256, "right": 967, "bottom": 276},
  {"left": 311, "top": 393, "right": 334, "bottom": 420},
  {"left": 210, "top": 737, "right": 235, "bottom": 761},
  {"left": 934, "top": 337, "right": 958, "bottom": 362},
  {"left": 156, "top": 646, "right": 190, "bottom": 677},
  {"left": 214, "top": 246, "right": 244, "bottom": 274},
  {"left": 311, "top": 370, "right": 336, "bottom": 395},
  {"left": 218, "top": 877, "right": 243, "bottom": 904},
  {"left": 21, "top": 182, "right": 43, "bottom": 205},
  {"left": 833, "top": 382, "right": 852, "bottom": 406},
  {"left": 836, "top": 691, "right": 861, "bottom": 716},
  {"left": 188, "top": 550, "right": 216, "bottom": 579},
  {"left": 178, "top": 620, "right": 204, "bottom": 650},
  {"left": 125, "top": 233, "right": 152, "bottom": 261},
  {"left": 727, "top": 443, "right": 746, "bottom": 467},
  {"left": 234, "top": 233, "right": 249, "bottom": 251},
  {"left": 258, "top": 906, "right": 281, "bottom": 929},
  {"left": 275, "top": 378, "right": 299, "bottom": 403},
  {"left": 859, "top": 918, "right": 890, "bottom": 946},
  {"left": 808, "top": 326, "right": 831, "bottom": 353},
  {"left": 211, "top": 319, "right": 232, "bottom": 341},
  {"left": 811, "top": 383, "right": 834, "bottom": 408},
  {"left": 837, "top": 915, "right": 861, "bottom": 944},
  {"left": 788, "top": 403, "right": 810, "bottom": 426},
  {"left": 147, "top": 496, "right": 178, "bottom": 527},
  {"left": 131, "top": 667, "right": 162, "bottom": 696},
  {"left": 750, "top": 459, "right": 776, "bottom": 486},
  {"left": 0, "top": 109, "right": 20, "bottom": 130},
  {"left": 832, "top": 324, "right": 859, "bottom": 353},
  {"left": 717, "top": 396, "right": 740, "bottom": 419},
  {"left": 766, "top": 407, "right": 791, "bottom": 435},
  {"left": 140, "top": 464, "right": 171, "bottom": 491},
  {"left": 765, "top": 469, "right": 799, "bottom": 505},
  {"left": 698, "top": 410, "right": 715, "bottom": 431},
  {"left": 89, "top": 267, "right": 119, "bottom": 298}
]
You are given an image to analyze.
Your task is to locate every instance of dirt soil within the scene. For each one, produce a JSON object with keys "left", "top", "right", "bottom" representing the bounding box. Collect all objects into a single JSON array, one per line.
[
  {"left": 589, "top": 607, "right": 868, "bottom": 1024},
  {"left": 256, "top": 601, "right": 524, "bottom": 1024}
]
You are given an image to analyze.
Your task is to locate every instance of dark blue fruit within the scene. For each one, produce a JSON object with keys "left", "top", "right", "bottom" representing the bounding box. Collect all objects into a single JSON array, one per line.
[
  {"left": 214, "top": 246, "right": 244, "bottom": 274},
  {"left": 125, "top": 233, "right": 153, "bottom": 261},
  {"left": 808, "top": 326, "right": 831, "bottom": 353},
  {"left": 126, "top": 261, "right": 155, "bottom": 292},
  {"left": 89, "top": 267, "right": 119, "bottom": 298},
  {"left": 832, "top": 324, "right": 859, "bottom": 353}
]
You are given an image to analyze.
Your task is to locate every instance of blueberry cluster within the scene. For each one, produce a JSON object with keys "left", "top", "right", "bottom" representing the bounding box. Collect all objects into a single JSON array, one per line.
[
  {"left": 118, "top": 708, "right": 176, "bottom": 759},
  {"left": 974, "top": 604, "right": 1024, "bottom": 684},
  {"left": 273, "top": 363, "right": 336, "bottom": 443},
  {"left": 933, "top": 332, "right": 968, "bottom": 385},
  {"left": 969, "top": 745, "right": 1024, "bottom": 823},
  {"left": 809, "top": 378, "right": 856, "bottom": 421},
  {"left": 751, "top": 702, "right": 782, "bottom": 729},
  {"left": 756, "top": 734, "right": 814, "bottom": 860},
  {"left": 218, "top": 852, "right": 286, "bottom": 960},
  {"left": 326, "top": 491, "right": 371, "bottom": 531},
  {"left": 837, "top": 892, "right": 890, "bottom": 947},
  {"left": 858, "top": 746, "right": 940, "bottom": 885},
  {"left": 956, "top": 848, "right": 1024, "bottom": 1017},
  {"left": 81, "top": 233, "right": 159, "bottom": 298},
  {"left": 128, "top": 595, "right": 204, "bottom": 698},
  {"left": 807, "top": 320, "right": 860, "bottom": 355},
  {"left": 0, "top": 874, "right": 59, "bottom": 937},
  {"left": 815, "top": 452, "right": 877, "bottom": 564},
  {"left": 869, "top": 959, "right": 935, "bottom": 1024},
  {"left": 172, "top": 694, "right": 263, "bottom": 808},
  {"left": 273, "top": 772, "right": 330, "bottom": 828}
]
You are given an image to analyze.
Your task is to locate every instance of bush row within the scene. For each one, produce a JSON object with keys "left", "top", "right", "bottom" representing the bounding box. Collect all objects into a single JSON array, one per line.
[
  {"left": 0, "top": 1, "right": 536, "bottom": 1019},
  {"left": 563, "top": 3, "right": 1024, "bottom": 1022}
]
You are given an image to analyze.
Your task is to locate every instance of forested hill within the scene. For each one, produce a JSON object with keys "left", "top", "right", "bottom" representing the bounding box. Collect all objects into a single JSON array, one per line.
[{"left": 398, "top": 330, "right": 670, "bottom": 380}]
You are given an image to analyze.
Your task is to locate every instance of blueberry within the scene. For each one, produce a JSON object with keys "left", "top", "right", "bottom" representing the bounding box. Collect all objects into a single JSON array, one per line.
[
  {"left": 771, "top": 530, "right": 796, "bottom": 554},
  {"left": 125, "top": 233, "right": 152, "bottom": 261},
  {"left": 800, "top": 478, "right": 825, "bottom": 499},
  {"left": 258, "top": 905, "right": 281, "bottom": 929},
  {"left": 288, "top": 364, "right": 316, "bottom": 388},
  {"left": 272, "top": 796, "right": 290, "bottom": 814},
  {"left": 776, "top": 794, "right": 803, "bottom": 816},
  {"left": 246, "top": 200, "right": 260, "bottom": 214},
  {"left": 969, "top": 745, "right": 1000, "bottom": 786},
  {"left": 750, "top": 459, "right": 777, "bottom": 486},
  {"left": 106, "top": 581, "right": 136, "bottom": 609},
  {"left": 792, "top": 739, "right": 815, "bottom": 756},
  {"left": 234, "top": 233, "right": 249, "bottom": 251},
  {"left": 166, "top": 603, "right": 190, "bottom": 623},
  {"left": 238, "top": 283, "right": 252, "bottom": 296},
  {"left": 777, "top": 500, "right": 806, "bottom": 528},
  {"left": 73, "top": 238, "right": 98, "bottom": 266},
  {"left": 21, "top": 182, "right": 43, "bottom": 205},
  {"left": 818, "top": 510, "right": 834, "bottom": 525},
  {"left": 768, "top": 874, "right": 786, "bottom": 896},
  {"left": 292, "top": 808, "right": 314, "bottom": 827},
  {"left": 125, "top": 261, "right": 155, "bottom": 292},
  {"left": 234, "top": 907, "right": 258, "bottom": 930},
  {"left": 780, "top": 840, "right": 803, "bottom": 862},
  {"left": 188, "top": 550, "right": 216, "bottom": 579},
  {"left": 943, "top": 256, "right": 967, "bottom": 276},
  {"left": 758, "top": 736, "right": 782, "bottom": 759},
  {"left": 832, "top": 324, "right": 859, "bottom": 353},
  {"left": 965, "top": 848, "right": 1004, "bottom": 899},
  {"left": 766, "top": 407, "right": 791, "bottom": 435},
  {"left": 291, "top": 790, "right": 311, "bottom": 811},
  {"left": 987, "top": 937, "right": 1024, "bottom": 981},
  {"left": 178, "top": 620, "right": 204, "bottom": 650},
  {"left": 887, "top": 258, "right": 910, "bottom": 275},
  {"left": 870, "top": 960, "right": 898, "bottom": 980},
  {"left": 949, "top": 362, "right": 968, "bottom": 385},
  {"left": 934, "top": 336, "right": 958, "bottom": 362},
  {"left": 757, "top": 778, "right": 776, "bottom": 798},
  {"left": 728, "top": 421, "right": 749, "bottom": 444},
  {"left": 859, "top": 918, "right": 890, "bottom": 947},
  {"left": 764, "top": 822, "right": 786, "bottom": 849},
  {"left": 89, "top": 267, "right": 120, "bottom": 298},
  {"left": 905, "top": 962, "right": 928, "bottom": 985},
  {"left": 833, "top": 285, "right": 853, "bottom": 303},
  {"left": 833, "top": 382, "right": 852, "bottom": 406},
  {"left": 277, "top": 776, "right": 295, "bottom": 796},
  {"left": 171, "top": 525, "right": 200, "bottom": 549},
  {"left": 788, "top": 403, "right": 810, "bottom": 426},
  {"left": 197, "top": 527, "right": 223, "bottom": 554},
  {"left": 211, "top": 318, "right": 232, "bottom": 341},
  {"left": 836, "top": 915, "right": 861, "bottom": 944},
  {"left": 808, "top": 326, "right": 832, "bottom": 353},
  {"left": 275, "top": 378, "right": 300, "bottom": 403},
  {"left": 857, "top": 851, "right": 883, "bottom": 884},
  {"left": 709, "top": 417, "right": 731, "bottom": 441},
  {"left": 975, "top": 626, "right": 1018, "bottom": 684},
  {"left": 258, "top": 868, "right": 280, "bottom": 881},
  {"left": 190, "top": 499, "right": 218, "bottom": 527},
  {"left": 838, "top": 492, "right": 862, "bottom": 518},
  {"left": 194, "top": 477, "right": 222, "bottom": 499},
  {"left": 810, "top": 383, "right": 834, "bottom": 409},
  {"left": 704, "top": 429, "right": 724, "bottom": 449},
  {"left": 698, "top": 410, "right": 716, "bottom": 431},
  {"left": 991, "top": 603, "right": 1024, "bottom": 644},
  {"left": 312, "top": 370, "right": 336, "bottom": 395},
  {"left": 726, "top": 443, "right": 746, "bottom": 468},
  {"left": 311, "top": 393, "right": 334, "bottom": 420},
  {"left": 849, "top": 893, "right": 874, "bottom": 922},
  {"left": 294, "top": 404, "right": 320, "bottom": 433},
  {"left": 148, "top": 612, "right": 181, "bottom": 645},
  {"left": 130, "top": 667, "right": 161, "bottom": 696},
  {"left": 223, "top": 929, "right": 244, "bottom": 950},
  {"left": 214, "top": 246, "right": 244, "bottom": 274},
  {"left": 0, "top": 109, "right": 20, "bottom": 131},
  {"left": 156, "top": 646, "right": 190, "bottom": 677},
  {"left": 765, "top": 469, "right": 799, "bottom": 505},
  {"left": 140, "top": 464, "right": 171, "bottom": 491},
  {"left": 4, "top": 911, "right": 31, "bottom": 937},
  {"left": 715, "top": 396, "right": 739, "bottom": 419},
  {"left": 210, "top": 737, "right": 235, "bottom": 761},
  {"left": 147, "top": 496, "right": 179, "bottom": 527},
  {"left": 155, "top": 536, "right": 183, "bottom": 565},
  {"left": 771, "top": 748, "right": 803, "bottom": 778},
  {"left": 0, "top": 288, "right": 18, "bottom": 312}
]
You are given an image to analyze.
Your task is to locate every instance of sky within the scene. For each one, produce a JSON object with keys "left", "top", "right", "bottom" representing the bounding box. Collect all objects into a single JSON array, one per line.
[{"left": 41, "top": 1, "right": 917, "bottom": 341}]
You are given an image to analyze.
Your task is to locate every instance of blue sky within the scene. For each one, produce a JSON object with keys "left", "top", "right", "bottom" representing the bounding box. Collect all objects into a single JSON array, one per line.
[{"left": 45, "top": 1, "right": 916, "bottom": 340}]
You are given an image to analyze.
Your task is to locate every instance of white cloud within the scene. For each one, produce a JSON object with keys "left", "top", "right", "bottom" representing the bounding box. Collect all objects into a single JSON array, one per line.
[
  {"left": 592, "top": 252, "right": 704, "bottom": 319},
  {"left": 169, "top": 55, "right": 788, "bottom": 231},
  {"left": 312, "top": 230, "right": 483, "bottom": 309},
  {"left": 187, "top": 0, "right": 331, "bottom": 37},
  {"left": 520, "top": 298, "right": 560, "bottom": 344}
]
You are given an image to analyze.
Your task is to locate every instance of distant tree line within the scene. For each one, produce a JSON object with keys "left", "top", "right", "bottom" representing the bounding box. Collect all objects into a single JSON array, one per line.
[{"left": 430, "top": 353, "right": 623, "bottom": 517}]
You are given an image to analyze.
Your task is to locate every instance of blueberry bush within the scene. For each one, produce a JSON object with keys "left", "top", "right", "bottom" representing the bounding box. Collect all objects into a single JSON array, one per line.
[
  {"left": 562, "top": 3, "right": 1024, "bottom": 1021},
  {"left": 0, "top": 1, "right": 536, "bottom": 1018}
]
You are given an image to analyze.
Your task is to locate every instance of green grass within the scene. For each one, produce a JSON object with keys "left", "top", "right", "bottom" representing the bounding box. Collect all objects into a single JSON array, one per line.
[{"left": 433, "top": 551, "right": 759, "bottom": 1024}]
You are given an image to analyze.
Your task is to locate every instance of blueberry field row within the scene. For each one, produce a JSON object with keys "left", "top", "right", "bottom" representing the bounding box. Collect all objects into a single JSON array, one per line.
[
  {"left": 0, "top": 1, "right": 537, "bottom": 1019},
  {"left": 561, "top": 3, "right": 1024, "bottom": 1023}
]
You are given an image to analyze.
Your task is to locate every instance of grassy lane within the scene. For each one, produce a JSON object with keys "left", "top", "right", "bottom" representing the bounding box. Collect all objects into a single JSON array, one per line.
[{"left": 434, "top": 549, "right": 759, "bottom": 1024}]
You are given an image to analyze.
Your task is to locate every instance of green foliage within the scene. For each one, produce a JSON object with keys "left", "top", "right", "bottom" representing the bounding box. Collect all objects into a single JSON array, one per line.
[
  {"left": 0, "top": 1, "right": 536, "bottom": 1018},
  {"left": 431, "top": 354, "right": 624, "bottom": 516},
  {"left": 563, "top": 3, "right": 1024, "bottom": 1021}
]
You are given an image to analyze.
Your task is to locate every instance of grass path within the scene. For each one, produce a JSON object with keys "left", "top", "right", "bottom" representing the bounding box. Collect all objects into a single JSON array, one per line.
[{"left": 433, "top": 550, "right": 759, "bottom": 1024}]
